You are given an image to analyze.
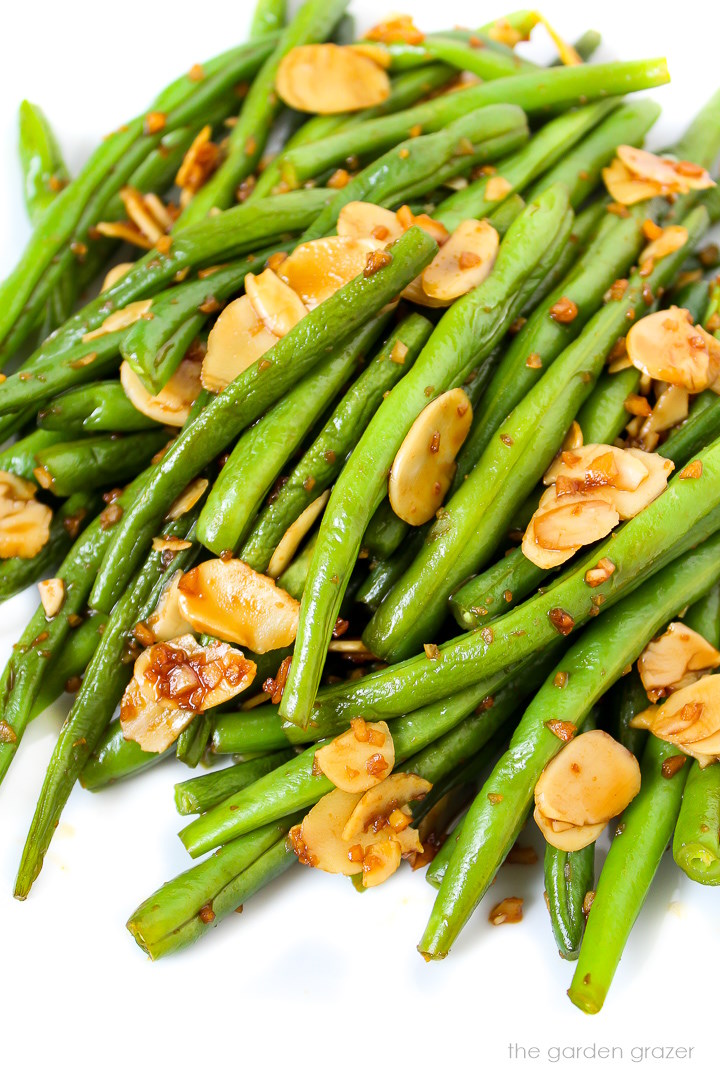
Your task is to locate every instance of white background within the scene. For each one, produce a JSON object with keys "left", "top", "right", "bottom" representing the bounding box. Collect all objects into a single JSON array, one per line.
[{"left": 1, "top": 2, "right": 719, "bottom": 1077}]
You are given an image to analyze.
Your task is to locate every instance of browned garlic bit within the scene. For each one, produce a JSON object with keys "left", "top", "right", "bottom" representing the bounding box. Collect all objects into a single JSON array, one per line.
[
  {"left": 276, "top": 44, "right": 391, "bottom": 114},
  {"left": 95, "top": 188, "right": 176, "bottom": 251},
  {"left": 638, "top": 622, "right": 720, "bottom": 702},
  {"left": 631, "top": 674, "right": 720, "bottom": 765},
  {"left": 277, "top": 235, "right": 383, "bottom": 309},
  {"left": 289, "top": 771, "right": 430, "bottom": 887},
  {"left": 201, "top": 295, "right": 279, "bottom": 393},
  {"left": 0, "top": 471, "right": 52, "bottom": 559},
  {"left": 420, "top": 220, "right": 499, "bottom": 302},
  {"left": 314, "top": 719, "right": 395, "bottom": 793},
  {"left": 120, "top": 356, "right": 202, "bottom": 426},
  {"left": 389, "top": 387, "right": 473, "bottom": 525},
  {"left": 523, "top": 443, "right": 673, "bottom": 568},
  {"left": 177, "top": 558, "right": 300, "bottom": 653},
  {"left": 147, "top": 570, "right": 194, "bottom": 641},
  {"left": 603, "top": 146, "right": 715, "bottom": 206},
  {"left": 120, "top": 634, "right": 255, "bottom": 752},
  {"left": 266, "top": 490, "right": 329, "bottom": 580},
  {"left": 533, "top": 730, "right": 641, "bottom": 851},
  {"left": 626, "top": 306, "right": 720, "bottom": 393},
  {"left": 364, "top": 14, "right": 425, "bottom": 45},
  {"left": 82, "top": 299, "right": 153, "bottom": 342},
  {"left": 167, "top": 477, "right": 209, "bottom": 520}
]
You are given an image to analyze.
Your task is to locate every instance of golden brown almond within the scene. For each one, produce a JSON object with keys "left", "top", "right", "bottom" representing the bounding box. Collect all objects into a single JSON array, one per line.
[
  {"left": 602, "top": 157, "right": 663, "bottom": 206},
  {"left": 120, "top": 357, "right": 202, "bottom": 427},
  {"left": 341, "top": 772, "right": 432, "bottom": 841},
  {"left": 266, "top": 491, "right": 330, "bottom": 580},
  {"left": 388, "top": 388, "right": 473, "bottom": 525},
  {"left": 276, "top": 44, "right": 390, "bottom": 114},
  {"left": 100, "top": 262, "right": 135, "bottom": 293},
  {"left": 166, "top": 478, "right": 209, "bottom": 521},
  {"left": 488, "top": 896, "right": 523, "bottom": 925},
  {"left": 640, "top": 224, "right": 688, "bottom": 264},
  {"left": 244, "top": 268, "right": 308, "bottom": 337},
  {"left": 201, "top": 295, "right": 278, "bottom": 393},
  {"left": 420, "top": 219, "right": 499, "bottom": 303},
  {"left": 638, "top": 622, "right": 720, "bottom": 701},
  {"left": 626, "top": 306, "right": 720, "bottom": 392},
  {"left": 278, "top": 235, "right": 382, "bottom": 309},
  {"left": 314, "top": 721, "right": 394, "bottom": 793},
  {"left": 535, "top": 730, "right": 641, "bottom": 830},
  {"left": 82, "top": 299, "right": 153, "bottom": 341},
  {"left": 336, "top": 201, "right": 403, "bottom": 245},
  {"left": 147, "top": 570, "right": 194, "bottom": 642}
]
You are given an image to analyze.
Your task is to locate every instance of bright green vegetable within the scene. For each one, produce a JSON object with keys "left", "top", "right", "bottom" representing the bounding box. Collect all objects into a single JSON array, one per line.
[
  {"left": 174, "top": 751, "right": 295, "bottom": 815},
  {"left": 33, "top": 430, "right": 169, "bottom": 497},
  {"left": 37, "top": 381, "right": 159, "bottom": 435}
]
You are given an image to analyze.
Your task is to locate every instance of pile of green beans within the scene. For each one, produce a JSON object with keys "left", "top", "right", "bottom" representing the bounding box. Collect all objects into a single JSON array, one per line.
[{"left": 2, "top": 0, "right": 720, "bottom": 1012}]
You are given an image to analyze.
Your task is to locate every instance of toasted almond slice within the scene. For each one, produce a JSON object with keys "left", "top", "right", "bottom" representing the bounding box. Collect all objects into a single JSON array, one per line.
[
  {"left": 536, "top": 14, "right": 582, "bottom": 65},
  {"left": 177, "top": 558, "right": 299, "bottom": 653},
  {"left": 348, "top": 42, "right": 392, "bottom": 68},
  {"left": 633, "top": 674, "right": 720, "bottom": 761},
  {"left": 152, "top": 536, "right": 192, "bottom": 552},
  {"left": 292, "top": 788, "right": 364, "bottom": 875},
  {"left": 642, "top": 384, "right": 689, "bottom": 436},
  {"left": 608, "top": 448, "right": 673, "bottom": 518},
  {"left": 487, "top": 17, "right": 530, "bottom": 47},
  {"left": 388, "top": 388, "right": 473, "bottom": 526},
  {"left": 120, "top": 357, "right": 202, "bottom": 426},
  {"left": 535, "top": 730, "right": 641, "bottom": 828},
  {"left": 120, "top": 186, "right": 163, "bottom": 244},
  {"left": 0, "top": 470, "right": 37, "bottom": 501},
  {"left": 0, "top": 496, "right": 52, "bottom": 559},
  {"left": 167, "top": 477, "right": 209, "bottom": 520},
  {"left": 521, "top": 513, "right": 577, "bottom": 569},
  {"left": 336, "top": 201, "right": 403, "bottom": 245},
  {"left": 147, "top": 570, "right": 194, "bottom": 641},
  {"left": 638, "top": 622, "right": 720, "bottom": 700},
  {"left": 617, "top": 145, "right": 688, "bottom": 189},
  {"left": 314, "top": 721, "right": 394, "bottom": 794},
  {"left": 341, "top": 772, "right": 432, "bottom": 841},
  {"left": 534, "top": 806, "right": 606, "bottom": 852},
  {"left": 38, "top": 577, "right": 64, "bottom": 617},
  {"left": 201, "top": 294, "right": 278, "bottom": 393},
  {"left": 602, "top": 158, "right": 663, "bottom": 206},
  {"left": 640, "top": 225, "right": 689, "bottom": 264},
  {"left": 133, "top": 633, "right": 255, "bottom": 713},
  {"left": 119, "top": 674, "right": 196, "bottom": 753},
  {"left": 277, "top": 236, "right": 381, "bottom": 310},
  {"left": 362, "top": 839, "right": 402, "bottom": 887},
  {"left": 245, "top": 268, "right": 308, "bottom": 337},
  {"left": 82, "top": 299, "right": 153, "bottom": 342},
  {"left": 365, "top": 14, "right": 425, "bottom": 45},
  {"left": 544, "top": 444, "right": 648, "bottom": 492},
  {"left": 100, "top": 262, "right": 135, "bottom": 293},
  {"left": 421, "top": 220, "right": 499, "bottom": 302},
  {"left": 532, "top": 496, "right": 619, "bottom": 551},
  {"left": 626, "top": 306, "right": 720, "bottom": 393},
  {"left": 276, "top": 44, "right": 390, "bottom": 115},
  {"left": 266, "top": 490, "right": 329, "bottom": 580}
]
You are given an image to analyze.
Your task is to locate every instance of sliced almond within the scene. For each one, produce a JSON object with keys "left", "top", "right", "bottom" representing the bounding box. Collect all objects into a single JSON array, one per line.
[
  {"left": 100, "top": 262, "right": 135, "bottom": 293},
  {"left": 266, "top": 490, "right": 329, "bottom": 580},
  {"left": 640, "top": 225, "right": 689, "bottom": 264},
  {"left": 151, "top": 536, "right": 192, "bottom": 552},
  {"left": 314, "top": 721, "right": 394, "bottom": 794},
  {"left": 365, "top": 14, "right": 425, "bottom": 45},
  {"left": 120, "top": 674, "right": 196, "bottom": 753},
  {"left": 521, "top": 514, "right": 577, "bottom": 570},
  {"left": 544, "top": 444, "right": 648, "bottom": 491},
  {"left": 292, "top": 788, "right": 364, "bottom": 875},
  {"left": 534, "top": 730, "right": 641, "bottom": 829},
  {"left": 642, "top": 384, "right": 689, "bottom": 436},
  {"left": 120, "top": 356, "right": 201, "bottom": 426},
  {"left": 337, "top": 201, "right": 403, "bottom": 245},
  {"left": 618, "top": 145, "right": 715, "bottom": 193},
  {"left": 609, "top": 448, "right": 673, "bottom": 518},
  {"left": 177, "top": 558, "right": 299, "bottom": 653},
  {"left": 0, "top": 485, "right": 52, "bottom": 559},
  {"left": 533, "top": 806, "right": 606, "bottom": 852},
  {"left": 38, "top": 577, "right": 64, "bottom": 617},
  {"left": 167, "top": 477, "right": 209, "bottom": 520},
  {"left": 535, "top": 14, "right": 582, "bottom": 65},
  {"left": 244, "top": 268, "right": 308, "bottom": 337},
  {"left": 626, "top": 306, "right": 720, "bottom": 393},
  {"left": 82, "top": 299, "right": 153, "bottom": 342},
  {"left": 147, "top": 570, "right": 194, "bottom": 641},
  {"left": 201, "top": 294, "right": 278, "bottom": 393},
  {"left": 135, "top": 633, "right": 254, "bottom": 712},
  {"left": 341, "top": 772, "right": 432, "bottom": 841},
  {"left": 277, "top": 236, "right": 382, "bottom": 310},
  {"left": 362, "top": 839, "right": 402, "bottom": 887},
  {"left": 533, "top": 496, "right": 619, "bottom": 551},
  {"left": 276, "top": 44, "right": 390, "bottom": 115},
  {"left": 631, "top": 674, "right": 720, "bottom": 761},
  {"left": 420, "top": 220, "right": 499, "bottom": 302},
  {"left": 602, "top": 157, "right": 663, "bottom": 205},
  {"left": 638, "top": 621, "right": 720, "bottom": 700},
  {"left": 388, "top": 388, "right": 473, "bottom": 526}
]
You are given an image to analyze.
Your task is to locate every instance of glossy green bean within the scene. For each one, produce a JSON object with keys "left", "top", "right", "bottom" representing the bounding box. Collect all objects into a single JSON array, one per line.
[
  {"left": 175, "top": 751, "right": 295, "bottom": 815},
  {"left": 33, "top": 430, "right": 169, "bottom": 497},
  {"left": 38, "top": 381, "right": 158, "bottom": 435}
]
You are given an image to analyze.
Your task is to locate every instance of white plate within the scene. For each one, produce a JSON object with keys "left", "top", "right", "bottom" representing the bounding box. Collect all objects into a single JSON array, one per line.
[{"left": 1, "top": 3, "right": 718, "bottom": 1077}]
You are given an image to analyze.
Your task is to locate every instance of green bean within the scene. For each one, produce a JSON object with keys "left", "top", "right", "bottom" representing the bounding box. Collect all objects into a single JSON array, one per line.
[
  {"left": 364, "top": 206, "right": 707, "bottom": 663},
  {"left": 0, "top": 492, "right": 98, "bottom": 605},
  {"left": 177, "top": 0, "right": 349, "bottom": 224},
  {"left": 33, "top": 429, "right": 169, "bottom": 497},
  {"left": 302, "top": 104, "right": 529, "bottom": 243},
  {"left": 239, "top": 315, "right": 431, "bottom": 572},
  {"left": 18, "top": 100, "right": 69, "bottom": 224},
  {"left": 436, "top": 99, "right": 620, "bottom": 232},
  {"left": 198, "top": 315, "right": 389, "bottom": 554},
  {"left": 29, "top": 614, "right": 106, "bottom": 721},
  {"left": 14, "top": 509, "right": 202, "bottom": 898},
  {"left": 279, "top": 60, "right": 669, "bottom": 189},
  {"left": 311, "top": 440, "right": 720, "bottom": 730},
  {"left": 419, "top": 528, "right": 720, "bottom": 960},
  {"left": 0, "top": 428, "right": 64, "bottom": 481},
  {"left": 250, "top": 0, "right": 286, "bottom": 37},
  {"left": 568, "top": 736, "right": 690, "bottom": 1012},
  {"left": 176, "top": 714, "right": 214, "bottom": 768},
  {"left": 276, "top": 535, "right": 316, "bottom": 599},
  {"left": 38, "top": 381, "right": 159, "bottom": 435},
  {"left": 280, "top": 185, "right": 572, "bottom": 725},
  {"left": 0, "top": 467, "right": 152, "bottom": 785},
  {"left": 175, "top": 751, "right": 295, "bottom": 815},
  {"left": 89, "top": 226, "right": 438, "bottom": 613},
  {"left": 366, "top": 31, "right": 536, "bottom": 77},
  {"left": 80, "top": 721, "right": 173, "bottom": 791},
  {"left": 544, "top": 843, "right": 595, "bottom": 962},
  {"left": 127, "top": 818, "right": 297, "bottom": 959}
]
